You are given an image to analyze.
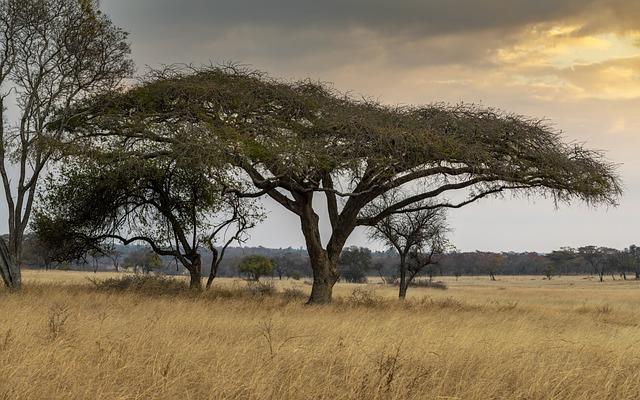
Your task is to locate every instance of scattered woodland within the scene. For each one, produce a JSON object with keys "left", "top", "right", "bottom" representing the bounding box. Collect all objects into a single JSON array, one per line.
[{"left": 0, "top": 1, "right": 636, "bottom": 399}]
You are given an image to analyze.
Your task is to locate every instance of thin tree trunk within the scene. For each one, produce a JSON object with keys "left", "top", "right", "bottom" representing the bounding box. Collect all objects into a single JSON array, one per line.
[
  {"left": 205, "top": 249, "right": 218, "bottom": 289},
  {"left": 0, "top": 237, "right": 20, "bottom": 289},
  {"left": 398, "top": 254, "right": 408, "bottom": 300}
]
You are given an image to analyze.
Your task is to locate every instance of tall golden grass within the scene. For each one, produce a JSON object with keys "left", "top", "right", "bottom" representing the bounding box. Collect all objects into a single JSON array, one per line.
[{"left": 1, "top": 271, "right": 640, "bottom": 399}]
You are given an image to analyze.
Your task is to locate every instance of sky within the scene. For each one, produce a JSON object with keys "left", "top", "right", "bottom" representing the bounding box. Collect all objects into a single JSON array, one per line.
[{"left": 96, "top": 0, "right": 640, "bottom": 253}]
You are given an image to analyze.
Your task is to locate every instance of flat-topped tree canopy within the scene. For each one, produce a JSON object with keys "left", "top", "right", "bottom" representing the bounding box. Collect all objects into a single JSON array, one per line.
[{"left": 57, "top": 65, "right": 621, "bottom": 303}]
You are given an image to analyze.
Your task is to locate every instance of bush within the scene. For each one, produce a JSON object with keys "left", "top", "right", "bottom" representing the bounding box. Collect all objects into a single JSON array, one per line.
[
  {"left": 411, "top": 280, "right": 448, "bottom": 290},
  {"left": 281, "top": 287, "right": 307, "bottom": 302},
  {"left": 348, "top": 287, "right": 383, "bottom": 307},
  {"left": 244, "top": 280, "right": 276, "bottom": 297},
  {"left": 88, "top": 274, "right": 188, "bottom": 294}
]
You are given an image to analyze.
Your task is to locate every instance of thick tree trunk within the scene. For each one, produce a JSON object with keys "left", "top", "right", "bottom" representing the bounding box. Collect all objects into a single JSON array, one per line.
[
  {"left": 189, "top": 254, "right": 203, "bottom": 290},
  {"left": 299, "top": 202, "right": 340, "bottom": 304},
  {"left": 0, "top": 237, "right": 21, "bottom": 289},
  {"left": 308, "top": 256, "right": 339, "bottom": 304}
]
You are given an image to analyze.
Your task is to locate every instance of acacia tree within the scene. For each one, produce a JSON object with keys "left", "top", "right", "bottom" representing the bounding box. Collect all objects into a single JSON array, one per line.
[
  {"left": 628, "top": 245, "right": 640, "bottom": 280},
  {"left": 34, "top": 155, "right": 260, "bottom": 289},
  {"left": 339, "top": 246, "right": 372, "bottom": 283},
  {"left": 368, "top": 194, "right": 448, "bottom": 299},
  {"left": 0, "top": 0, "right": 132, "bottom": 288},
  {"left": 577, "top": 246, "right": 618, "bottom": 282},
  {"left": 238, "top": 255, "right": 273, "bottom": 281},
  {"left": 57, "top": 66, "right": 621, "bottom": 303}
]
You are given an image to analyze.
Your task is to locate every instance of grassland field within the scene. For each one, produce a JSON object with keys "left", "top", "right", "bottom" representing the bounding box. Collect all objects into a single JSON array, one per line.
[{"left": 1, "top": 270, "right": 640, "bottom": 399}]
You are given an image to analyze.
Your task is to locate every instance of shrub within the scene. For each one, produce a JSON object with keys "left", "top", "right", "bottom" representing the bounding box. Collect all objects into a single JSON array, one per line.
[
  {"left": 411, "top": 280, "right": 448, "bottom": 290},
  {"left": 245, "top": 280, "right": 276, "bottom": 297},
  {"left": 348, "top": 287, "right": 383, "bottom": 307},
  {"left": 281, "top": 287, "right": 306, "bottom": 302},
  {"left": 88, "top": 274, "right": 188, "bottom": 295}
]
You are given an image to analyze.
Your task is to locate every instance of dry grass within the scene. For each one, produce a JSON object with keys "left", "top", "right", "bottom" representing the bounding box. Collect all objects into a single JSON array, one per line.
[{"left": 2, "top": 271, "right": 640, "bottom": 399}]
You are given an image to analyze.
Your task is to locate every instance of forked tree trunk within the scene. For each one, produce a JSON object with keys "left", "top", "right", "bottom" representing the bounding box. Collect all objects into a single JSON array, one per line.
[
  {"left": 299, "top": 203, "right": 340, "bottom": 305},
  {"left": 308, "top": 256, "right": 339, "bottom": 304},
  {"left": 0, "top": 237, "right": 20, "bottom": 289}
]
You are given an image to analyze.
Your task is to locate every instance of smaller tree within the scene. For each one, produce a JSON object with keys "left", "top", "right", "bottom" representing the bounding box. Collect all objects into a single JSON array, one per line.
[
  {"left": 578, "top": 246, "right": 615, "bottom": 282},
  {"left": 628, "top": 245, "right": 640, "bottom": 280},
  {"left": 339, "top": 247, "right": 372, "bottom": 283},
  {"left": 368, "top": 195, "right": 449, "bottom": 299},
  {"left": 543, "top": 264, "right": 555, "bottom": 280},
  {"left": 238, "top": 255, "right": 273, "bottom": 281},
  {"left": 122, "top": 249, "right": 164, "bottom": 274}
]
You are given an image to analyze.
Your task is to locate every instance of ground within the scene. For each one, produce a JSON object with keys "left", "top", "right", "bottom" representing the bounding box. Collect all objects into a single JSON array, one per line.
[{"left": 1, "top": 270, "right": 640, "bottom": 399}]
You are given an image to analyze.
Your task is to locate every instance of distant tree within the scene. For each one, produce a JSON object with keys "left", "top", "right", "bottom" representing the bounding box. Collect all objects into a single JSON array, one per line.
[
  {"left": 339, "top": 247, "right": 372, "bottom": 283},
  {"left": 543, "top": 264, "right": 555, "bottom": 280},
  {"left": 104, "top": 245, "right": 122, "bottom": 272},
  {"left": 87, "top": 248, "right": 105, "bottom": 273},
  {"left": 547, "top": 248, "right": 577, "bottom": 276},
  {"left": 272, "top": 255, "right": 290, "bottom": 280},
  {"left": 238, "top": 255, "right": 273, "bottom": 281},
  {"left": 478, "top": 252, "right": 505, "bottom": 281},
  {"left": 123, "top": 249, "right": 163, "bottom": 274},
  {"left": 0, "top": 0, "right": 133, "bottom": 288},
  {"left": 628, "top": 245, "right": 640, "bottom": 280},
  {"left": 578, "top": 246, "right": 618, "bottom": 282},
  {"left": 368, "top": 194, "right": 448, "bottom": 298}
]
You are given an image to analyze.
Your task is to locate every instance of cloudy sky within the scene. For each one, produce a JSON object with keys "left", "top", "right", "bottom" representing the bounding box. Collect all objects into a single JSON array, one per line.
[{"left": 100, "top": 0, "right": 640, "bottom": 252}]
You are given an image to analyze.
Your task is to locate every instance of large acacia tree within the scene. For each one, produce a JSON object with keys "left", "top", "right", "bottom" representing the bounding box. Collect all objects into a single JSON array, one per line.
[
  {"left": 59, "top": 66, "right": 621, "bottom": 303},
  {"left": 0, "top": 0, "right": 132, "bottom": 288}
]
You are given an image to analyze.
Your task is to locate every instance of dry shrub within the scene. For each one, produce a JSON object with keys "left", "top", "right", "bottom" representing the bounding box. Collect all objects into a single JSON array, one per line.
[
  {"left": 87, "top": 274, "right": 188, "bottom": 295},
  {"left": 414, "top": 296, "right": 479, "bottom": 312},
  {"left": 348, "top": 287, "right": 384, "bottom": 307},
  {"left": 47, "top": 303, "right": 70, "bottom": 340},
  {"left": 245, "top": 280, "right": 277, "bottom": 298},
  {"left": 281, "top": 287, "right": 307, "bottom": 302},
  {"left": 411, "top": 279, "right": 448, "bottom": 290}
]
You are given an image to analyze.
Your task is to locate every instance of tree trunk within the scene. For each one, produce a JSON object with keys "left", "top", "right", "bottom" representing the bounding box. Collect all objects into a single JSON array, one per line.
[
  {"left": 399, "top": 280, "right": 409, "bottom": 300},
  {"left": 398, "top": 254, "right": 408, "bottom": 300},
  {"left": 0, "top": 237, "right": 21, "bottom": 289},
  {"left": 189, "top": 253, "right": 203, "bottom": 290},
  {"left": 296, "top": 199, "right": 341, "bottom": 304},
  {"left": 308, "top": 257, "right": 338, "bottom": 304},
  {"left": 205, "top": 249, "right": 218, "bottom": 289}
]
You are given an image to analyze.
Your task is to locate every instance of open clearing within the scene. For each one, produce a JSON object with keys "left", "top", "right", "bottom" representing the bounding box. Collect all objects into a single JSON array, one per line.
[{"left": 1, "top": 271, "right": 640, "bottom": 399}]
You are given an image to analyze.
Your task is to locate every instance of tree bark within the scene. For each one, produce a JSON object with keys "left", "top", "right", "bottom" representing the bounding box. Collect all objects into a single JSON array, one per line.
[
  {"left": 189, "top": 253, "right": 203, "bottom": 290},
  {"left": 299, "top": 202, "right": 339, "bottom": 304},
  {"left": 205, "top": 248, "right": 218, "bottom": 289},
  {"left": 0, "top": 237, "right": 20, "bottom": 289},
  {"left": 308, "top": 255, "right": 339, "bottom": 304},
  {"left": 398, "top": 254, "right": 408, "bottom": 300}
]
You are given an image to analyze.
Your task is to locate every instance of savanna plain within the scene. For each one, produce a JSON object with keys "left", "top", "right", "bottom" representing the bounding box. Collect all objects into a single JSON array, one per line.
[{"left": 2, "top": 271, "right": 640, "bottom": 400}]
